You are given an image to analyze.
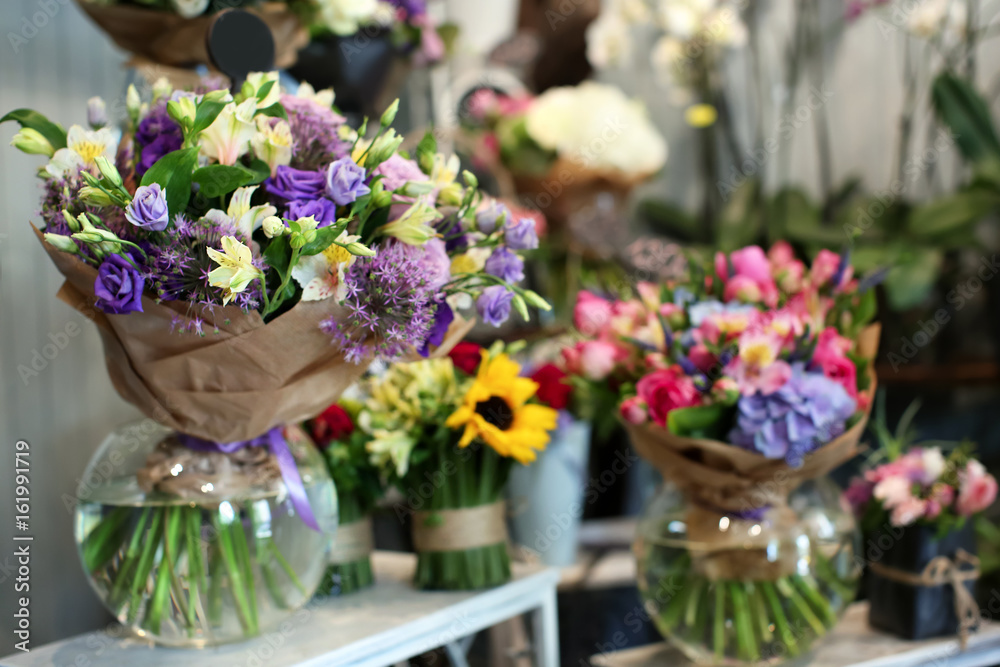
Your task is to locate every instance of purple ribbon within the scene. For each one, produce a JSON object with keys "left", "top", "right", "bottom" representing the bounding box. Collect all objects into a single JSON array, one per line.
[{"left": 177, "top": 427, "right": 320, "bottom": 531}]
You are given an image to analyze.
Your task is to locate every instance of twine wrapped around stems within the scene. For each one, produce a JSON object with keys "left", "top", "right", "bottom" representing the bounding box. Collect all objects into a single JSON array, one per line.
[{"left": 412, "top": 501, "right": 507, "bottom": 553}]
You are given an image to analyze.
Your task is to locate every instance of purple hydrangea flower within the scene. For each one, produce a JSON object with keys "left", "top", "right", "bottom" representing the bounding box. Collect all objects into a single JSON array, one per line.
[
  {"left": 419, "top": 301, "right": 454, "bottom": 357},
  {"left": 477, "top": 285, "right": 514, "bottom": 327},
  {"left": 322, "top": 241, "right": 436, "bottom": 363},
  {"left": 505, "top": 217, "right": 539, "bottom": 250},
  {"left": 326, "top": 158, "right": 371, "bottom": 206},
  {"left": 287, "top": 198, "right": 338, "bottom": 226},
  {"left": 373, "top": 154, "right": 428, "bottom": 192},
  {"left": 484, "top": 247, "right": 524, "bottom": 284},
  {"left": 94, "top": 253, "right": 145, "bottom": 315},
  {"left": 266, "top": 165, "right": 327, "bottom": 201},
  {"left": 476, "top": 200, "right": 510, "bottom": 234},
  {"left": 728, "top": 364, "right": 857, "bottom": 467},
  {"left": 135, "top": 103, "right": 183, "bottom": 177},
  {"left": 126, "top": 184, "right": 170, "bottom": 231}
]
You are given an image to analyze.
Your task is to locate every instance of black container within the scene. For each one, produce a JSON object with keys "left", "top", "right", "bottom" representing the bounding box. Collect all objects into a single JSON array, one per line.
[
  {"left": 288, "top": 30, "right": 399, "bottom": 119},
  {"left": 867, "top": 522, "right": 977, "bottom": 640}
]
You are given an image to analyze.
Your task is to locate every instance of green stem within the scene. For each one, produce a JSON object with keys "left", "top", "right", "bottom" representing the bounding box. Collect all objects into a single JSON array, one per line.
[
  {"left": 213, "top": 512, "right": 256, "bottom": 636},
  {"left": 231, "top": 515, "right": 259, "bottom": 634},
  {"left": 750, "top": 584, "right": 773, "bottom": 643},
  {"left": 729, "top": 582, "right": 759, "bottom": 662},
  {"left": 760, "top": 581, "right": 799, "bottom": 657},
  {"left": 250, "top": 503, "right": 286, "bottom": 609},
  {"left": 145, "top": 507, "right": 183, "bottom": 633},
  {"left": 207, "top": 539, "right": 224, "bottom": 627},
  {"left": 108, "top": 507, "right": 151, "bottom": 611},
  {"left": 713, "top": 584, "right": 726, "bottom": 661},
  {"left": 82, "top": 507, "right": 131, "bottom": 573},
  {"left": 270, "top": 541, "right": 307, "bottom": 596},
  {"left": 777, "top": 577, "right": 826, "bottom": 636},
  {"left": 128, "top": 509, "right": 164, "bottom": 625},
  {"left": 685, "top": 579, "right": 706, "bottom": 629},
  {"left": 184, "top": 508, "right": 203, "bottom": 630},
  {"left": 791, "top": 574, "right": 837, "bottom": 627}
]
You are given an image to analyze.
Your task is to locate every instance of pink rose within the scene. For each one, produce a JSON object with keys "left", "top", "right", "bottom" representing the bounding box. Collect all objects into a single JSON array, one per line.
[
  {"left": 578, "top": 341, "right": 618, "bottom": 380},
  {"left": 813, "top": 328, "right": 858, "bottom": 400},
  {"left": 810, "top": 249, "right": 847, "bottom": 287},
  {"left": 620, "top": 397, "right": 649, "bottom": 425},
  {"left": 574, "top": 290, "right": 613, "bottom": 337},
  {"left": 718, "top": 246, "right": 779, "bottom": 306},
  {"left": 731, "top": 246, "right": 774, "bottom": 284},
  {"left": 688, "top": 345, "right": 717, "bottom": 374},
  {"left": 956, "top": 461, "right": 998, "bottom": 516},
  {"left": 768, "top": 241, "right": 795, "bottom": 268},
  {"left": 890, "top": 496, "right": 928, "bottom": 527},
  {"left": 724, "top": 275, "right": 763, "bottom": 303},
  {"left": 636, "top": 366, "right": 702, "bottom": 428}
]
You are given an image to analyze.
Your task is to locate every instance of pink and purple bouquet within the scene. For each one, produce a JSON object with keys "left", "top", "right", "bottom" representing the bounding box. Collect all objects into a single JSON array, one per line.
[
  {"left": 846, "top": 447, "right": 998, "bottom": 530},
  {"left": 567, "top": 242, "right": 878, "bottom": 466}
]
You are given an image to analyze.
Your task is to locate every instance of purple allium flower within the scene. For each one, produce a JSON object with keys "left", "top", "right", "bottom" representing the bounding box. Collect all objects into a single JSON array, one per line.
[
  {"left": 728, "top": 364, "right": 857, "bottom": 467},
  {"left": 373, "top": 154, "right": 428, "bottom": 192},
  {"left": 287, "top": 198, "right": 338, "bottom": 226},
  {"left": 322, "top": 241, "right": 437, "bottom": 363},
  {"left": 419, "top": 301, "right": 454, "bottom": 357},
  {"left": 126, "top": 184, "right": 170, "bottom": 231},
  {"left": 476, "top": 200, "right": 510, "bottom": 234},
  {"left": 505, "top": 217, "right": 539, "bottom": 250},
  {"left": 281, "top": 93, "right": 351, "bottom": 170},
  {"left": 484, "top": 247, "right": 524, "bottom": 284},
  {"left": 326, "top": 158, "right": 370, "bottom": 206},
  {"left": 477, "top": 285, "right": 514, "bottom": 327},
  {"left": 135, "top": 102, "right": 183, "bottom": 177},
  {"left": 267, "top": 165, "right": 327, "bottom": 202},
  {"left": 94, "top": 253, "right": 145, "bottom": 314}
]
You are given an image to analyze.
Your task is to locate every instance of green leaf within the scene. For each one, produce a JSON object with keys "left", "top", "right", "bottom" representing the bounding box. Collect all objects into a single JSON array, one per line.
[
  {"left": 931, "top": 72, "right": 1000, "bottom": 164},
  {"left": 884, "top": 248, "right": 943, "bottom": 311},
  {"left": 140, "top": 147, "right": 199, "bottom": 219},
  {"left": 667, "top": 405, "right": 729, "bottom": 439},
  {"left": 416, "top": 131, "right": 437, "bottom": 174},
  {"left": 716, "top": 178, "right": 762, "bottom": 251},
  {"left": 639, "top": 198, "right": 703, "bottom": 243},
  {"left": 246, "top": 158, "right": 272, "bottom": 185},
  {"left": 192, "top": 164, "right": 255, "bottom": 198},
  {"left": 907, "top": 189, "right": 999, "bottom": 240},
  {"left": 767, "top": 188, "right": 822, "bottom": 244},
  {"left": 191, "top": 99, "right": 227, "bottom": 135},
  {"left": 299, "top": 225, "right": 345, "bottom": 256},
  {"left": 257, "top": 102, "right": 289, "bottom": 122},
  {"left": 256, "top": 80, "right": 276, "bottom": 103},
  {"left": 0, "top": 108, "right": 67, "bottom": 149}
]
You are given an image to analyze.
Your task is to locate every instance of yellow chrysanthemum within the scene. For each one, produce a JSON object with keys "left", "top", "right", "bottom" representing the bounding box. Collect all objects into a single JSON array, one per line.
[{"left": 445, "top": 352, "right": 558, "bottom": 464}]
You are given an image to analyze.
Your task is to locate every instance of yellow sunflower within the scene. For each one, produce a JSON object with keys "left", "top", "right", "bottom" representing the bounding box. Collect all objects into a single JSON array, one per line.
[{"left": 445, "top": 351, "right": 559, "bottom": 464}]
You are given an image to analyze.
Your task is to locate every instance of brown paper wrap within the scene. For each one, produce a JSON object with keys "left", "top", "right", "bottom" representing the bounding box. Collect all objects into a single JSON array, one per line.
[
  {"left": 412, "top": 501, "right": 507, "bottom": 553},
  {"left": 74, "top": 1, "right": 309, "bottom": 70},
  {"left": 627, "top": 325, "right": 880, "bottom": 580},
  {"left": 35, "top": 228, "right": 472, "bottom": 443}
]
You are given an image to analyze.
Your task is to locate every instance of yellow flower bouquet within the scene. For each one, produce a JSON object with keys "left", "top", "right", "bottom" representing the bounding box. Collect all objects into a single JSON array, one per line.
[{"left": 358, "top": 343, "right": 558, "bottom": 589}]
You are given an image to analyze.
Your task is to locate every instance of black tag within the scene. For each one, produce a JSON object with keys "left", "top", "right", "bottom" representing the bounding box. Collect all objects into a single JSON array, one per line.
[{"left": 207, "top": 9, "right": 276, "bottom": 91}]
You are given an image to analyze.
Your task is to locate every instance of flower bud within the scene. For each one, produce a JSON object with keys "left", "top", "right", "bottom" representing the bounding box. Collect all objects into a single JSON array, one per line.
[
  {"left": 462, "top": 170, "right": 478, "bottom": 189},
  {"left": 380, "top": 99, "right": 400, "bottom": 128},
  {"left": 126, "top": 85, "right": 141, "bottom": 123},
  {"left": 61, "top": 210, "right": 80, "bottom": 232},
  {"left": 345, "top": 242, "right": 376, "bottom": 257},
  {"left": 202, "top": 89, "right": 233, "bottom": 105},
  {"left": 373, "top": 191, "right": 394, "bottom": 208},
  {"left": 10, "top": 128, "right": 54, "bottom": 157},
  {"left": 436, "top": 182, "right": 464, "bottom": 207},
  {"left": 151, "top": 77, "right": 172, "bottom": 102},
  {"left": 512, "top": 293, "right": 530, "bottom": 321},
  {"left": 72, "top": 231, "right": 104, "bottom": 243},
  {"left": 87, "top": 97, "right": 108, "bottom": 129},
  {"left": 43, "top": 233, "right": 78, "bottom": 254},
  {"left": 94, "top": 156, "right": 123, "bottom": 188},
  {"left": 79, "top": 186, "right": 113, "bottom": 208},
  {"left": 262, "top": 215, "right": 287, "bottom": 238},
  {"left": 167, "top": 97, "right": 197, "bottom": 128},
  {"left": 399, "top": 180, "right": 434, "bottom": 197},
  {"left": 521, "top": 289, "right": 552, "bottom": 311}
]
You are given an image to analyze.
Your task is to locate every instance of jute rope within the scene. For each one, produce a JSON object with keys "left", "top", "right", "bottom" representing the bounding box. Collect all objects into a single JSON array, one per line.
[
  {"left": 412, "top": 501, "right": 507, "bottom": 553},
  {"left": 330, "top": 517, "right": 374, "bottom": 565},
  {"left": 869, "top": 549, "right": 981, "bottom": 650}
]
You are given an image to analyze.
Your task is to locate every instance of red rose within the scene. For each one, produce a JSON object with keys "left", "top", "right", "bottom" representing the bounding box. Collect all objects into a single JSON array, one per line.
[
  {"left": 310, "top": 404, "right": 354, "bottom": 448},
  {"left": 636, "top": 366, "right": 702, "bottom": 428},
  {"left": 530, "top": 363, "right": 572, "bottom": 410},
  {"left": 449, "top": 341, "right": 484, "bottom": 375}
]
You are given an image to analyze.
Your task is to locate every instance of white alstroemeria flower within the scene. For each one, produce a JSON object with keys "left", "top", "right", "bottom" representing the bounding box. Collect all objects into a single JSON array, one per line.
[
  {"left": 295, "top": 81, "right": 335, "bottom": 109},
  {"left": 367, "top": 429, "right": 417, "bottom": 477},
  {"left": 170, "top": 0, "right": 210, "bottom": 18},
  {"left": 586, "top": 11, "right": 633, "bottom": 68},
  {"left": 244, "top": 71, "right": 282, "bottom": 109},
  {"left": 62, "top": 124, "right": 117, "bottom": 167},
  {"left": 204, "top": 186, "right": 277, "bottom": 240},
  {"left": 291, "top": 230, "right": 361, "bottom": 302},
  {"left": 252, "top": 117, "right": 293, "bottom": 177},
  {"left": 206, "top": 236, "right": 263, "bottom": 305},
  {"left": 430, "top": 153, "right": 461, "bottom": 189},
  {"left": 380, "top": 200, "right": 441, "bottom": 245},
  {"left": 318, "top": 0, "right": 380, "bottom": 35},
  {"left": 199, "top": 98, "right": 257, "bottom": 166}
]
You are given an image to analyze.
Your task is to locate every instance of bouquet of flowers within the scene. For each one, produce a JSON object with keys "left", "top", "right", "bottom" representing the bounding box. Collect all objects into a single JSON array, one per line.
[
  {"left": 569, "top": 243, "right": 880, "bottom": 663},
  {"left": 307, "top": 401, "right": 384, "bottom": 595},
  {"left": 305, "top": 0, "right": 445, "bottom": 65},
  {"left": 4, "top": 72, "right": 544, "bottom": 643},
  {"left": 355, "top": 343, "right": 559, "bottom": 589}
]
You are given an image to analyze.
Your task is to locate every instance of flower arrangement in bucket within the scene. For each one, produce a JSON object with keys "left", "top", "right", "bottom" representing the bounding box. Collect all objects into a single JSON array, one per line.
[
  {"left": 355, "top": 343, "right": 559, "bottom": 589},
  {"left": 844, "top": 404, "right": 997, "bottom": 647},
  {"left": 570, "top": 243, "right": 881, "bottom": 664},
  {"left": 3, "top": 72, "right": 545, "bottom": 645},
  {"left": 306, "top": 401, "right": 384, "bottom": 595}
]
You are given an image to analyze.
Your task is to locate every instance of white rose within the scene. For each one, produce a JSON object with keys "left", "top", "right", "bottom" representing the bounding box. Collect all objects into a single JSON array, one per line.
[
  {"left": 586, "top": 11, "right": 632, "bottom": 68},
  {"left": 170, "top": 0, "right": 210, "bottom": 19},
  {"left": 317, "top": 0, "right": 380, "bottom": 35}
]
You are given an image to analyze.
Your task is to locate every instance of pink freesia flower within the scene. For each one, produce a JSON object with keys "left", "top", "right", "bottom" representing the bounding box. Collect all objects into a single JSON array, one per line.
[
  {"left": 574, "top": 290, "right": 613, "bottom": 337},
  {"left": 767, "top": 241, "right": 795, "bottom": 268},
  {"left": 636, "top": 366, "right": 702, "bottom": 427},
  {"left": 578, "top": 340, "right": 619, "bottom": 380},
  {"left": 620, "top": 396, "right": 649, "bottom": 424},
  {"left": 956, "top": 460, "right": 998, "bottom": 516}
]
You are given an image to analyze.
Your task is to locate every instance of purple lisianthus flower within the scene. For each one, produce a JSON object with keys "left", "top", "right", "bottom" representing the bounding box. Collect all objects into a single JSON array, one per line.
[
  {"left": 436, "top": 215, "right": 469, "bottom": 252},
  {"left": 135, "top": 103, "right": 183, "bottom": 177},
  {"left": 476, "top": 200, "right": 510, "bottom": 234},
  {"left": 267, "top": 165, "right": 327, "bottom": 202},
  {"left": 287, "top": 198, "right": 338, "bottom": 226},
  {"left": 477, "top": 285, "right": 514, "bottom": 327},
  {"left": 373, "top": 154, "right": 428, "bottom": 192},
  {"left": 419, "top": 301, "right": 454, "bottom": 357},
  {"left": 419, "top": 238, "right": 452, "bottom": 290},
  {"left": 728, "top": 364, "right": 857, "bottom": 467},
  {"left": 126, "top": 184, "right": 170, "bottom": 231},
  {"left": 138, "top": 133, "right": 183, "bottom": 177},
  {"left": 94, "top": 254, "right": 145, "bottom": 315},
  {"left": 505, "top": 217, "right": 539, "bottom": 250},
  {"left": 326, "top": 158, "right": 371, "bottom": 206},
  {"left": 484, "top": 247, "right": 525, "bottom": 284}
]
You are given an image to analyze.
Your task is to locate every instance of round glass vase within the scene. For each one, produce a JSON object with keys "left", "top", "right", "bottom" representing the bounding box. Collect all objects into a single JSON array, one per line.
[
  {"left": 73, "top": 421, "right": 337, "bottom": 648},
  {"left": 634, "top": 478, "right": 860, "bottom": 666}
]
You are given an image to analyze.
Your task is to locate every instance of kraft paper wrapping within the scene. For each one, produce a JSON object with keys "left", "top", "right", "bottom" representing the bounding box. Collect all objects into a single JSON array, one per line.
[
  {"left": 626, "top": 325, "right": 880, "bottom": 580},
  {"left": 35, "top": 228, "right": 473, "bottom": 443},
  {"left": 330, "top": 517, "right": 374, "bottom": 565},
  {"left": 74, "top": 1, "right": 309, "bottom": 70},
  {"left": 412, "top": 501, "right": 507, "bottom": 553}
]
